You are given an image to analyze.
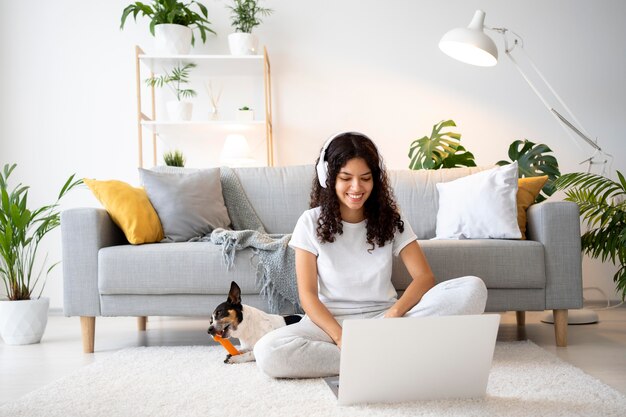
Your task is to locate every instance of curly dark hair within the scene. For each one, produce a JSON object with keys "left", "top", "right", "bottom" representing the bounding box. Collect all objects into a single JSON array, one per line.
[{"left": 310, "top": 133, "right": 404, "bottom": 249}]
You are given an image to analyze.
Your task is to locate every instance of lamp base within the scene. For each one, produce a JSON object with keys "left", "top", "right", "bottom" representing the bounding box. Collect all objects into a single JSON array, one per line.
[{"left": 541, "top": 309, "right": 599, "bottom": 325}]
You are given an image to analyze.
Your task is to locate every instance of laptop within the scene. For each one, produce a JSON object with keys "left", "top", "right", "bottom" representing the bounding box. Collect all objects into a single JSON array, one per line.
[{"left": 324, "top": 314, "right": 500, "bottom": 405}]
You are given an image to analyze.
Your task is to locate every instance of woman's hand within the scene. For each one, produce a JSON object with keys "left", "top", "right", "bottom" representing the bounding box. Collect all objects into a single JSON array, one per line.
[{"left": 383, "top": 308, "right": 403, "bottom": 318}]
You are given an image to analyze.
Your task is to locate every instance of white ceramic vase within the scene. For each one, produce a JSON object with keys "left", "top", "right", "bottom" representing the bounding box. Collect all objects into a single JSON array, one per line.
[
  {"left": 228, "top": 33, "right": 259, "bottom": 56},
  {"left": 155, "top": 24, "right": 192, "bottom": 55},
  {"left": 0, "top": 297, "right": 50, "bottom": 345},
  {"left": 167, "top": 100, "right": 193, "bottom": 121}
]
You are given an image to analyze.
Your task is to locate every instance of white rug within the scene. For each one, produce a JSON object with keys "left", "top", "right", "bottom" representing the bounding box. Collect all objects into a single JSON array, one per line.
[{"left": 1, "top": 341, "right": 625, "bottom": 417}]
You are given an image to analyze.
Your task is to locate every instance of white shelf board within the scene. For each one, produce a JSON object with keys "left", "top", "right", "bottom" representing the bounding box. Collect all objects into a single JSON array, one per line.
[
  {"left": 139, "top": 54, "right": 265, "bottom": 76},
  {"left": 141, "top": 120, "right": 265, "bottom": 137}
]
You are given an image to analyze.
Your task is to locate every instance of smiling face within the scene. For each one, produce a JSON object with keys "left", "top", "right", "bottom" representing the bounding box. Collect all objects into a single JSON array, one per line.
[{"left": 334, "top": 157, "right": 374, "bottom": 223}]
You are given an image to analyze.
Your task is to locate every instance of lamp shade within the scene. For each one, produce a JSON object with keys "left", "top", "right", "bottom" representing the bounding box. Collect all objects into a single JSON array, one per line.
[
  {"left": 220, "top": 134, "right": 254, "bottom": 166},
  {"left": 439, "top": 10, "right": 498, "bottom": 67}
]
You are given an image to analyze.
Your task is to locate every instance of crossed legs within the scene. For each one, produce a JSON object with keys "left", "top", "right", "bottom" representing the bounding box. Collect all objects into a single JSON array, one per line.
[{"left": 254, "top": 276, "right": 487, "bottom": 378}]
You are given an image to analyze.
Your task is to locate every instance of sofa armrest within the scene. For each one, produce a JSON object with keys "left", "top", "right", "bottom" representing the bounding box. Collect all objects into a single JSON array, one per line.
[
  {"left": 526, "top": 201, "right": 583, "bottom": 309},
  {"left": 61, "top": 208, "right": 127, "bottom": 316}
]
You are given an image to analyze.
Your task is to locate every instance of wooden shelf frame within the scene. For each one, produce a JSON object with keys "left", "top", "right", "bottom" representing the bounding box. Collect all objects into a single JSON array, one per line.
[{"left": 134, "top": 45, "right": 274, "bottom": 167}]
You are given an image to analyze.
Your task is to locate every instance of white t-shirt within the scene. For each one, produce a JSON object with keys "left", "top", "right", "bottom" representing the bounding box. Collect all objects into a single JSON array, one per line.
[{"left": 289, "top": 207, "right": 417, "bottom": 314}]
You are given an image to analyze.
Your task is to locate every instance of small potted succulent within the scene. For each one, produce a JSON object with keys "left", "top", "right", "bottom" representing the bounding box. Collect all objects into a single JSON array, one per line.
[
  {"left": 145, "top": 62, "right": 197, "bottom": 121},
  {"left": 120, "top": 0, "right": 216, "bottom": 54},
  {"left": 227, "top": 0, "right": 273, "bottom": 55},
  {"left": 236, "top": 105, "right": 254, "bottom": 121},
  {"left": 0, "top": 164, "right": 81, "bottom": 345}
]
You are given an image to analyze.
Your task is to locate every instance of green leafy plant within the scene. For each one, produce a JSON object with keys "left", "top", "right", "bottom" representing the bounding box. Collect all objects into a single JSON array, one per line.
[
  {"left": 120, "top": 0, "right": 215, "bottom": 46},
  {"left": 496, "top": 139, "right": 561, "bottom": 203},
  {"left": 228, "top": 0, "right": 273, "bottom": 33},
  {"left": 145, "top": 62, "right": 197, "bottom": 101},
  {"left": 408, "top": 120, "right": 477, "bottom": 170},
  {"left": 238, "top": 106, "right": 251, "bottom": 111},
  {"left": 0, "top": 164, "right": 82, "bottom": 301},
  {"left": 554, "top": 171, "right": 626, "bottom": 300},
  {"left": 163, "top": 149, "right": 186, "bottom": 167}
]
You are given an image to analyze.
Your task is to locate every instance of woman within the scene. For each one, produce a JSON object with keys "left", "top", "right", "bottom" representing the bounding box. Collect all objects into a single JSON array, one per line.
[{"left": 254, "top": 132, "right": 487, "bottom": 378}]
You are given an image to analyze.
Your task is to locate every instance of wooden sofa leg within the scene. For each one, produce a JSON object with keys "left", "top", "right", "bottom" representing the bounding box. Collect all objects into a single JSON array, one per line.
[
  {"left": 515, "top": 311, "right": 526, "bottom": 326},
  {"left": 138, "top": 316, "right": 147, "bottom": 331},
  {"left": 553, "top": 309, "right": 568, "bottom": 347},
  {"left": 80, "top": 316, "right": 95, "bottom": 353}
]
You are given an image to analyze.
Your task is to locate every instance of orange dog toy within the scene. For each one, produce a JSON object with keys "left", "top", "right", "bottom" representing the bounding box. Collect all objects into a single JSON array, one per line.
[{"left": 213, "top": 334, "right": 241, "bottom": 356}]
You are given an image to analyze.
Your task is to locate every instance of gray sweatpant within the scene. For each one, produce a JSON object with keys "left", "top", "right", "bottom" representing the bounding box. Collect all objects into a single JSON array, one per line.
[{"left": 253, "top": 276, "right": 488, "bottom": 378}]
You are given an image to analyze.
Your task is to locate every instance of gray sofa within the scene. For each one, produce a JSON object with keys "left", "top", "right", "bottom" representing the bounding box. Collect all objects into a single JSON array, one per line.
[{"left": 61, "top": 165, "right": 582, "bottom": 352}]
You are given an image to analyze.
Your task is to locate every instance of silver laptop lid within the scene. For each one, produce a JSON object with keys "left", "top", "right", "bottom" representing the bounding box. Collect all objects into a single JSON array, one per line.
[{"left": 338, "top": 314, "right": 500, "bottom": 405}]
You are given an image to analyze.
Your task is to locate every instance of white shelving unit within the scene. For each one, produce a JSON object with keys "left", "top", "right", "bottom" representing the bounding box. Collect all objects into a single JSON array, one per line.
[{"left": 134, "top": 45, "right": 274, "bottom": 167}]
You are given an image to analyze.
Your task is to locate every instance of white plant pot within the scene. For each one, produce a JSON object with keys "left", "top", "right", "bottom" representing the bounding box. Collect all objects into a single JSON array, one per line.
[
  {"left": 228, "top": 33, "right": 259, "bottom": 56},
  {"left": 167, "top": 101, "right": 193, "bottom": 121},
  {"left": 0, "top": 297, "right": 50, "bottom": 345},
  {"left": 155, "top": 24, "right": 192, "bottom": 55},
  {"left": 236, "top": 109, "right": 254, "bottom": 122}
]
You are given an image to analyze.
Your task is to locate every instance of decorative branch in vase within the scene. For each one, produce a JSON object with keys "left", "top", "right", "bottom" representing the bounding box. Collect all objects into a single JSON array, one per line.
[{"left": 204, "top": 80, "right": 223, "bottom": 121}]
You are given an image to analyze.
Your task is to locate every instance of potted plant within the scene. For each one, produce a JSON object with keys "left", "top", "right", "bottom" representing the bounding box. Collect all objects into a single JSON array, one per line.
[
  {"left": 146, "top": 62, "right": 197, "bottom": 121},
  {"left": 120, "top": 0, "right": 216, "bottom": 55},
  {"left": 163, "top": 149, "right": 186, "bottom": 167},
  {"left": 226, "top": 0, "right": 273, "bottom": 55},
  {"left": 554, "top": 171, "right": 626, "bottom": 300},
  {"left": 236, "top": 105, "right": 254, "bottom": 121},
  {"left": 0, "top": 164, "right": 81, "bottom": 345}
]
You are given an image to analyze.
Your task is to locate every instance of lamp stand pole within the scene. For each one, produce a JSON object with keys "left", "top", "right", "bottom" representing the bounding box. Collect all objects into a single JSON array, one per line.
[
  {"left": 490, "top": 28, "right": 613, "bottom": 176},
  {"left": 490, "top": 29, "right": 606, "bottom": 325}
]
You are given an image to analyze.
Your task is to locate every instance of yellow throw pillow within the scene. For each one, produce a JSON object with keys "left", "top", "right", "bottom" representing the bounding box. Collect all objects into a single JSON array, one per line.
[
  {"left": 84, "top": 178, "right": 164, "bottom": 244},
  {"left": 517, "top": 176, "right": 549, "bottom": 240}
]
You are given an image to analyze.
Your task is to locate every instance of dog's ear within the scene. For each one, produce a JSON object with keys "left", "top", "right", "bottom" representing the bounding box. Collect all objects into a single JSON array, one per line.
[{"left": 227, "top": 281, "right": 241, "bottom": 305}]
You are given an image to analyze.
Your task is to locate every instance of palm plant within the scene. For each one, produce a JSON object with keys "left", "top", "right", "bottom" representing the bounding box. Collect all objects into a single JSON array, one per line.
[
  {"left": 496, "top": 139, "right": 561, "bottom": 203},
  {"left": 228, "top": 0, "right": 273, "bottom": 33},
  {"left": 120, "top": 0, "right": 215, "bottom": 46},
  {"left": 408, "top": 120, "right": 477, "bottom": 170},
  {"left": 554, "top": 171, "right": 626, "bottom": 300},
  {"left": 0, "top": 164, "right": 82, "bottom": 300},
  {"left": 145, "top": 62, "right": 197, "bottom": 101}
]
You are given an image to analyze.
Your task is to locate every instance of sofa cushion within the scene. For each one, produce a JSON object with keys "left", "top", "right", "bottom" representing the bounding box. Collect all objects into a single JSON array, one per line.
[
  {"left": 98, "top": 242, "right": 260, "bottom": 295},
  {"left": 390, "top": 166, "right": 491, "bottom": 239},
  {"left": 434, "top": 162, "right": 521, "bottom": 239},
  {"left": 138, "top": 168, "right": 231, "bottom": 242},
  {"left": 517, "top": 176, "right": 548, "bottom": 239},
  {"left": 391, "top": 239, "right": 545, "bottom": 290},
  {"left": 234, "top": 165, "right": 314, "bottom": 234},
  {"left": 83, "top": 179, "right": 164, "bottom": 245}
]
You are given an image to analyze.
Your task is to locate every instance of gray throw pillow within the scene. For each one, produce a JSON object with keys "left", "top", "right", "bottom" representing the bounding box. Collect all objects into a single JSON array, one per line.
[{"left": 138, "top": 167, "right": 231, "bottom": 242}]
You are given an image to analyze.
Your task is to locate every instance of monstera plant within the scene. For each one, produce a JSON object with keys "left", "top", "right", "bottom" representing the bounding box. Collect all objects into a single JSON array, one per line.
[
  {"left": 554, "top": 171, "right": 626, "bottom": 300},
  {"left": 408, "top": 120, "right": 477, "bottom": 170},
  {"left": 496, "top": 139, "right": 561, "bottom": 203}
]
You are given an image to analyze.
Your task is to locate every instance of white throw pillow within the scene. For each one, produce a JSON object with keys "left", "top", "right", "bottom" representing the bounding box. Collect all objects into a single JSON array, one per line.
[{"left": 434, "top": 162, "right": 521, "bottom": 239}]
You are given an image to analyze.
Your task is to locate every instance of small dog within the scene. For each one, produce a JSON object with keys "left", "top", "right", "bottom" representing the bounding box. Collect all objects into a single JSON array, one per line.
[{"left": 208, "top": 281, "right": 302, "bottom": 364}]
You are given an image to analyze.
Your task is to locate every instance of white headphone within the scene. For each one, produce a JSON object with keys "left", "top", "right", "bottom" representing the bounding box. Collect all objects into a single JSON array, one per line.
[{"left": 316, "top": 132, "right": 382, "bottom": 188}]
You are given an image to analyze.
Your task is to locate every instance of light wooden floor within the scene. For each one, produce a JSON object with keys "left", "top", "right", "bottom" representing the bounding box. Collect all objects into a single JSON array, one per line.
[{"left": 1, "top": 306, "right": 625, "bottom": 404}]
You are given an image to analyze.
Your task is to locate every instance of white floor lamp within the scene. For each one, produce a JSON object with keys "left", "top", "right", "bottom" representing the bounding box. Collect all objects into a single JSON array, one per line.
[{"left": 438, "top": 10, "right": 615, "bottom": 324}]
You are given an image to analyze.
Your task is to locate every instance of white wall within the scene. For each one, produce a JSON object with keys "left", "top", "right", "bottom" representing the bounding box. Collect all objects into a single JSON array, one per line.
[{"left": 1, "top": 0, "right": 624, "bottom": 309}]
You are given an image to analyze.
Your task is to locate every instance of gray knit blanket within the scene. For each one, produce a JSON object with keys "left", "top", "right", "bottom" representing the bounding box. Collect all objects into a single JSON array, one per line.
[{"left": 199, "top": 167, "right": 302, "bottom": 314}]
